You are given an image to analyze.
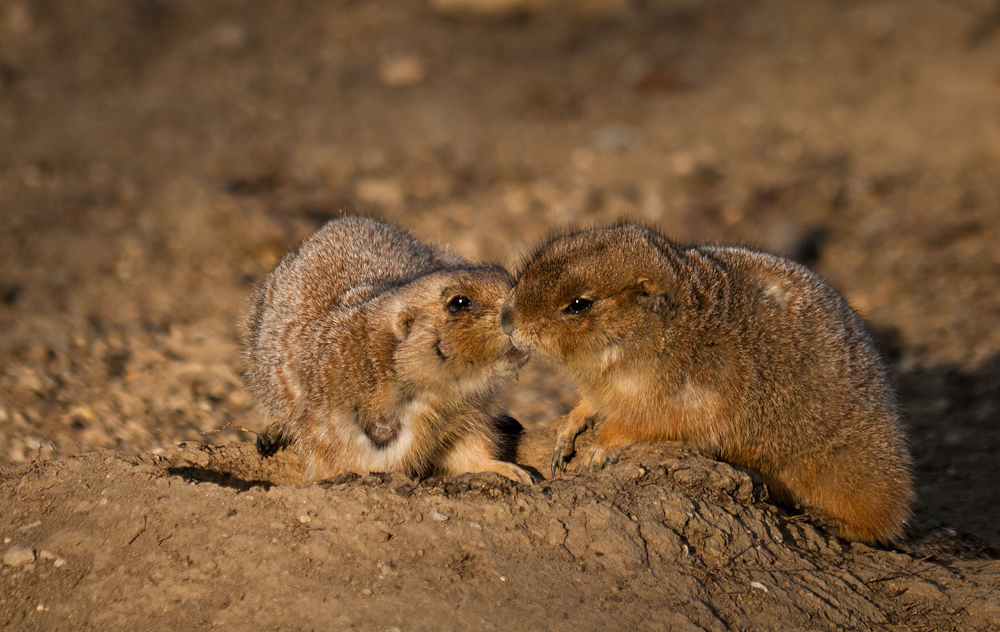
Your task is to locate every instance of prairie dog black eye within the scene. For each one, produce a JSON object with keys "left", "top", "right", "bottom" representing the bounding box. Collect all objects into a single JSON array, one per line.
[
  {"left": 563, "top": 297, "right": 593, "bottom": 315},
  {"left": 447, "top": 295, "right": 473, "bottom": 313}
]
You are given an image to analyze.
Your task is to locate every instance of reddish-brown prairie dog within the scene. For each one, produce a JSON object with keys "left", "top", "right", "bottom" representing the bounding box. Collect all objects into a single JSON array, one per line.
[
  {"left": 500, "top": 223, "right": 913, "bottom": 544},
  {"left": 243, "top": 216, "right": 532, "bottom": 483}
]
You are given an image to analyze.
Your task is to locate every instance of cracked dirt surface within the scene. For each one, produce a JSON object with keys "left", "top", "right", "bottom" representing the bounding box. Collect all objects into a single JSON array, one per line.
[
  {"left": 2, "top": 0, "right": 1000, "bottom": 629},
  {"left": 3, "top": 437, "right": 1000, "bottom": 631}
]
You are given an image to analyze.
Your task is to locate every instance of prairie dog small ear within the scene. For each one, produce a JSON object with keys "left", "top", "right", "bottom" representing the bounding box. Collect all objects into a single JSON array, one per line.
[
  {"left": 635, "top": 277, "right": 672, "bottom": 315},
  {"left": 635, "top": 277, "right": 660, "bottom": 296},
  {"left": 388, "top": 301, "right": 415, "bottom": 340}
]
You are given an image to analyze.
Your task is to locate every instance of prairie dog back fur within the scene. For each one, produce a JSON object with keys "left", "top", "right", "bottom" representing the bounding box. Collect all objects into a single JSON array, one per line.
[
  {"left": 243, "top": 216, "right": 532, "bottom": 483},
  {"left": 500, "top": 223, "right": 914, "bottom": 543}
]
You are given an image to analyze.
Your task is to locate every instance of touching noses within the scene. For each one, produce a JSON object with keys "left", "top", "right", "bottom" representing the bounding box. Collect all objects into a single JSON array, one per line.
[{"left": 499, "top": 303, "right": 515, "bottom": 336}]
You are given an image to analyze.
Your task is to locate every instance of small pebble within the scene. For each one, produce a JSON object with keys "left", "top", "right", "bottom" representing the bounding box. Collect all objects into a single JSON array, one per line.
[
  {"left": 355, "top": 178, "right": 404, "bottom": 208},
  {"left": 378, "top": 55, "right": 427, "bottom": 87},
  {"left": 4, "top": 545, "right": 36, "bottom": 567},
  {"left": 432, "top": 511, "right": 449, "bottom": 522},
  {"left": 209, "top": 22, "right": 250, "bottom": 51},
  {"left": 591, "top": 125, "right": 645, "bottom": 152}
]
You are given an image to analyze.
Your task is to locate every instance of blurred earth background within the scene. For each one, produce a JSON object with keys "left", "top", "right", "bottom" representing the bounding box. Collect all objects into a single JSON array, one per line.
[{"left": 2, "top": 0, "right": 999, "bottom": 629}]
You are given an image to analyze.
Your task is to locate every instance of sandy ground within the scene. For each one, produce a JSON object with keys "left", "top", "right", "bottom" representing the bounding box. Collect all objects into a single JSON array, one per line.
[{"left": 2, "top": 0, "right": 1000, "bottom": 629}]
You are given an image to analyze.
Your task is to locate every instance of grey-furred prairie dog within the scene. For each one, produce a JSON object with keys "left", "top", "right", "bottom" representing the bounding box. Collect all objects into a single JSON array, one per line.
[
  {"left": 499, "top": 223, "right": 914, "bottom": 544},
  {"left": 242, "top": 216, "right": 533, "bottom": 484}
]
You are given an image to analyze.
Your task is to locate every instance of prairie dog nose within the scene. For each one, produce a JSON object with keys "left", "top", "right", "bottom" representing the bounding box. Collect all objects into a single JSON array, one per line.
[{"left": 499, "top": 303, "right": 515, "bottom": 336}]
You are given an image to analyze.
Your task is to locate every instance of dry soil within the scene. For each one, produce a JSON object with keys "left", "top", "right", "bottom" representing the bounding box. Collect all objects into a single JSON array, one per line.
[{"left": 2, "top": 1, "right": 1000, "bottom": 630}]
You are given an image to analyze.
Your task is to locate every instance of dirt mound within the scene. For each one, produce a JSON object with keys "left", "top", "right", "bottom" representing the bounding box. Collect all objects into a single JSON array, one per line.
[{"left": 3, "top": 433, "right": 999, "bottom": 631}]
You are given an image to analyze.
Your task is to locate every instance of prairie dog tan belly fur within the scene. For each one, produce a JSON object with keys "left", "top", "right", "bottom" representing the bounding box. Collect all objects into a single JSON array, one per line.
[
  {"left": 499, "top": 223, "right": 913, "bottom": 543},
  {"left": 243, "top": 216, "right": 531, "bottom": 483}
]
